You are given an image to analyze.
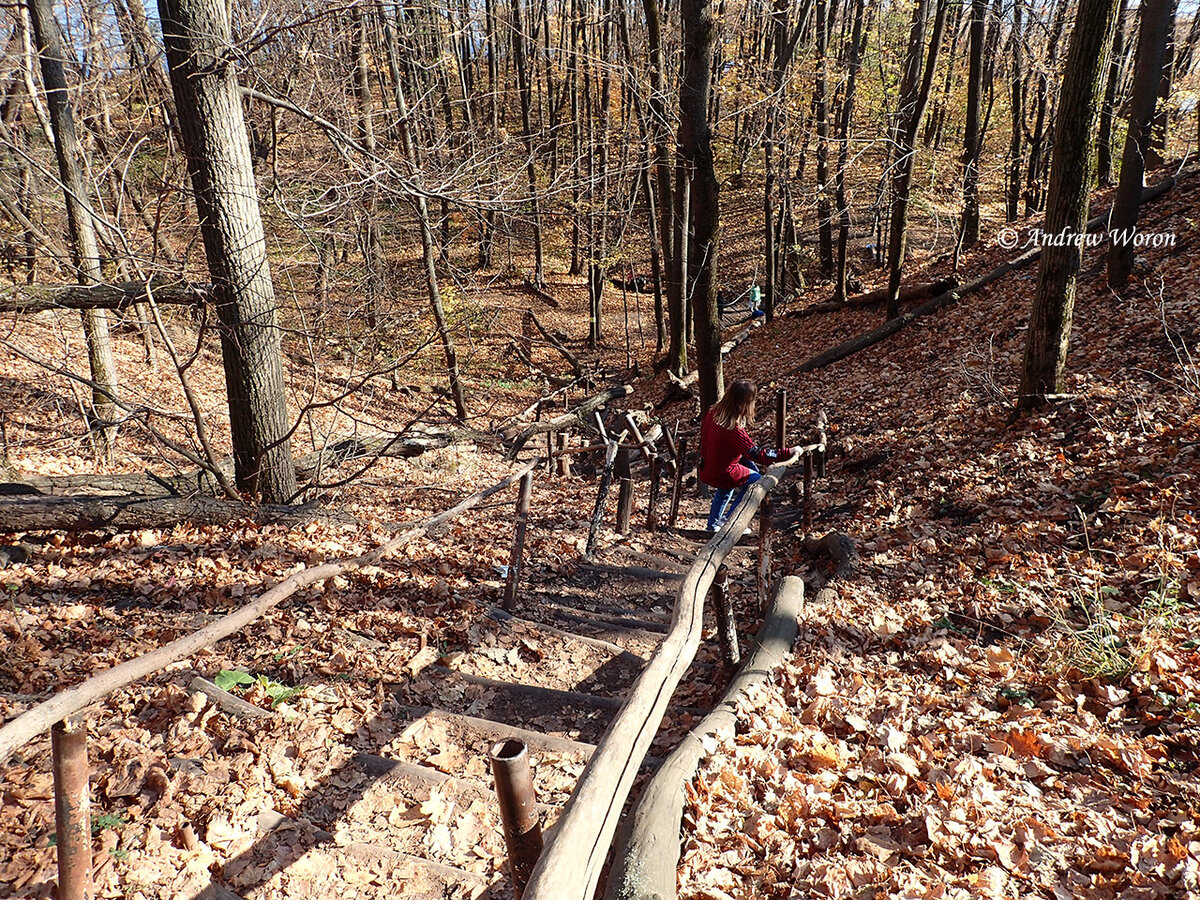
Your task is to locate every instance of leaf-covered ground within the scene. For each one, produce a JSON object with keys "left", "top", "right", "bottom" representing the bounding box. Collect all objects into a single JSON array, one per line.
[
  {"left": 670, "top": 172, "right": 1199, "bottom": 899},
  {"left": 1, "top": 166, "right": 1197, "bottom": 900}
]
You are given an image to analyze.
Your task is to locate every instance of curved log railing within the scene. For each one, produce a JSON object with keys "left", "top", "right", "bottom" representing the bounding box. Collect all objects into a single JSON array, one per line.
[
  {"left": 604, "top": 574, "right": 806, "bottom": 900},
  {"left": 0, "top": 462, "right": 536, "bottom": 764},
  {"left": 522, "top": 454, "right": 800, "bottom": 900}
]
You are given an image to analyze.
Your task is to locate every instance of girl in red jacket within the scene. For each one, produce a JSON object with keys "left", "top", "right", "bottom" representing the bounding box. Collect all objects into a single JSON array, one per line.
[{"left": 698, "top": 380, "right": 796, "bottom": 532}]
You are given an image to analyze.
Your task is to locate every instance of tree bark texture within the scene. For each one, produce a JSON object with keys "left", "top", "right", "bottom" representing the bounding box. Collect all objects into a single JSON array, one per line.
[
  {"left": 157, "top": 0, "right": 298, "bottom": 501},
  {"left": 679, "top": 0, "right": 722, "bottom": 412},
  {"left": 1018, "top": 0, "right": 1122, "bottom": 409}
]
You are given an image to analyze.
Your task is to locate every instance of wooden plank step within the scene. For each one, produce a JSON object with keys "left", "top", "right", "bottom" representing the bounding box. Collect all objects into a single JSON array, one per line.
[
  {"left": 539, "top": 601, "right": 670, "bottom": 635},
  {"left": 604, "top": 546, "right": 691, "bottom": 573},
  {"left": 396, "top": 706, "right": 599, "bottom": 759},
  {"left": 353, "top": 752, "right": 556, "bottom": 815},
  {"left": 526, "top": 591, "right": 672, "bottom": 623},
  {"left": 577, "top": 562, "right": 683, "bottom": 582},
  {"left": 485, "top": 606, "right": 648, "bottom": 661},
  {"left": 430, "top": 666, "right": 625, "bottom": 712}
]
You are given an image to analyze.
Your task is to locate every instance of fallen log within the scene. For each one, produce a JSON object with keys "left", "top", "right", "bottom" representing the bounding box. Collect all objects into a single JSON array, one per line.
[
  {"left": 603, "top": 575, "right": 805, "bottom": 900},
  {"left": 2, "top": 427, "right": 492, "bottom": 500},
  {"left": 0, "top": 279, "right": 208, "bottom": 313},
  {"left": 790, "top": 277, "right": 959, "bottom": 318},
  {"left": 666, "top": 318, "right": 766, "bottom": 392},
  {"left": 523, "top": 309, "right": 583, "bottom": 376},
  {"left": 0, "top": 461, "right": 537, "bottom": 764},
  {"left": 504, "top": 384, "right": 633, "bottom": 458},
  {"left": 788, "top": 172, "right": 1187, "bottom": 376},
  {"left": 0, "top": 494, "right": 315, "bottom": 533},
  {"left": 522, "top": 454, "right": 799, "bottom": 900},
  {"left": 523, "top": 275, "right": 561, "bottom": 308}
]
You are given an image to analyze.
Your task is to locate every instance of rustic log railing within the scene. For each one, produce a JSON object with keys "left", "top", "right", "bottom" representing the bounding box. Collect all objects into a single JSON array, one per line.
[
  {"left": 521, "top": 451, "right": 802, "bottom": 900},
  {"left": 0, "top": 462, "right": 539, "bottom": 898}
]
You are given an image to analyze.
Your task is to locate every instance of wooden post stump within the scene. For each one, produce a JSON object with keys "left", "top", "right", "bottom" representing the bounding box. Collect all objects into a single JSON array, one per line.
[
  {"left": 710, "top": 565, "right": 739, "bottom": 670},
  {"left": 503, "top": 472, "right": 535, "bottom": 610},
  {"left": 52, "top": 717, "right": 91, "bottom": 900},
  {"left": 668, "top": 436, "right": 687, "bottom": 528},
  {"left": 644, "top": 457, "right": 661, "bottom": 531},
  {"left": 775, "top": 390, "right": 787, "bottom": 448},
  {"left": 616, "top": 477, "right": 633, "bottom": 535},
  {"left": 757, "top": 495, "right": 774, "bottom": 610}
]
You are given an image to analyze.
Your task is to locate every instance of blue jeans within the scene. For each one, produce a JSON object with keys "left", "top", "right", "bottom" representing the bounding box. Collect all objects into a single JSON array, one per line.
[{"left": 706, "top": 461, "right": 761, "bottom": 531}]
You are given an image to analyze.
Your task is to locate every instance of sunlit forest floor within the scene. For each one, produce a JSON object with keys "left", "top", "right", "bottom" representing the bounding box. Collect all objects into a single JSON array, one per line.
[{"left": 1, "top": 157, "right": 1197, "bottom": 898}]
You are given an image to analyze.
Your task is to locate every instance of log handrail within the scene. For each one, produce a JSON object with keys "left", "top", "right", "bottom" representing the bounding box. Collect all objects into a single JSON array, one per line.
[
  {"left": 522, "top": 453, "right": 800, "bottom": 900},
  {"left": 0, "top": 462, "right": 537, "bottom": 763},
  {"left": 604, "top": 574, "right": 806, "bottom": 900}
]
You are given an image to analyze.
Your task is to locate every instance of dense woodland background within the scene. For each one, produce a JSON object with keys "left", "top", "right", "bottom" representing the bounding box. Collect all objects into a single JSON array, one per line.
[{"left": 1, "top": 0, "right": 1199, "bottom": 897}]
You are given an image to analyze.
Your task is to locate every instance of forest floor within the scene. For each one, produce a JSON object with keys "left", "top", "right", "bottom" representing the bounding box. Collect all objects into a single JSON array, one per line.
[{"left": 0, "top": 162, "right": 1197, "bottom": 900}]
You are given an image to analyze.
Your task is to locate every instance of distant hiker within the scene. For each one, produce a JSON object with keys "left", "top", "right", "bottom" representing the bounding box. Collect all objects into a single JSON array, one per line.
[{"left": 698, "top": 380, "right": 797, "bottom": 532}]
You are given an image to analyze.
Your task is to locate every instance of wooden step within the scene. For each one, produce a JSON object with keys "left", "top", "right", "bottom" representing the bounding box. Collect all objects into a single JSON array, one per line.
[
  {"left": 485, "top": 606, "right": 647, "bottom": 661},
  {"left": 538, "top": 601, "right": 670, "bottom": 635},
  {"left": 396, "top": 706, "right": 599, "bottom": 759},
  {"left": 430, "top": 666, "right": 625, "bottom": 712}
]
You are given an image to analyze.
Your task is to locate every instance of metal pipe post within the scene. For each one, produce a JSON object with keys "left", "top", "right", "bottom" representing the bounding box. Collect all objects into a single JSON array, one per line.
[
  {"left": 490, "top": 739, "right": 543, "bottom": 900},
  {"left": 52, "top": 717, "right": 91, "bottom": 900}
]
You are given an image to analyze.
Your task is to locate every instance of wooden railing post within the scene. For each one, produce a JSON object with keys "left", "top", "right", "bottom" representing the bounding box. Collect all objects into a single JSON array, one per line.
[
  {"left": 644, "top": 457, "right": 661, "bottom": 531},
  {"left": 503, "top": 471, "right": 535, "bottom": 610},
  {"left": 757, "top": 495, "right": 774, "bottom": 610},
  {"left": 803, "top": 453, "right": 814, "bottom": 533},
  {"left": 555, "top": 433, "right": 570, "bottom": 476},
  {"left": 710, "top": 565, "right": 739, "bottom": 669},
  {"left": 491, "top": 739, "right": 543, "bottom": 900},
  {"left": 585, "top": 439, "right": 620, "bottom": 559},
  {"left": 616, "top": 477, "right": 633, "bottom": 534},
  {"left": 668, "top": 436, "right": 687, "bottom": 528},
  {"left": 775, "top": 389, "right": 787, "bottom": 448},
  {"left": 52, "top": 717, "right": 91, "bottom": 900}
]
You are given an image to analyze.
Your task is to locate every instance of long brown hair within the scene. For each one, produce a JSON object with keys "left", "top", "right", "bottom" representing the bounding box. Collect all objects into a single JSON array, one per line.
[{"left": 711, "top": 380, "right": 757, "bottom": 429}]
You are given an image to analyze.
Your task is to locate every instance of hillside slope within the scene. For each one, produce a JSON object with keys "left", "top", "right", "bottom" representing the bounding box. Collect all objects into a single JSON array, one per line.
[{"left": 669, "top": 169, "right": 1199, "bottom": 898}]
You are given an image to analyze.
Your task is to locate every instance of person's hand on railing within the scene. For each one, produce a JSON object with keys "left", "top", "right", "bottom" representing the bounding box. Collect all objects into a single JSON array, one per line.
[{"left": 782, "top": 446, "right": 802, "bottom": 464}]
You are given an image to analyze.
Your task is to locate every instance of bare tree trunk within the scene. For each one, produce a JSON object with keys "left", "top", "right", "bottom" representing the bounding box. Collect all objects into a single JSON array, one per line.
[
  {"left": 813, "top": 0, "right": 832, "bottom": 276},
  {"left": 680, "top": 0, "right": 722, "bottom": 411},
  {"left": 1145, "top": 0, "right": 1176, "bottom": 169},
  {"left": 834, "top": 0, "right": 869, "bottom": 302},
  {"left": 958, "top": 0, "right": 987, "bottom": 256},
  {"left": 26, "top": 0, "right": 120, "bottom": 453},
  {"left": 1006, "top": 0, "right": 1025, "bottom": 223},
  {"left": 377, "top": 2, "right": 469, "bottom": 421},
  {"left": 884, "top": 0, "right": 949, "bottom": 319},
  {"left": 157, "top": 0, "right": 298, "bottom": 501},
  {"left": 1107, "top": 0, "right": 1174, "bottom": 287},
  {"left": 1097, "top": 0, "right": 1130, "bottom": 186},
  {"left": 510, "top": 0, "right": 546, "bottom": 285},
  {"left": 351, "top": 5, "right": 385, "bottom": 330},
  {"left": 643, "top": 0, "right": 680, "bottom": 371},
  {"left": 1018, "top": 0, "right": 1121, "bottom": 410}
]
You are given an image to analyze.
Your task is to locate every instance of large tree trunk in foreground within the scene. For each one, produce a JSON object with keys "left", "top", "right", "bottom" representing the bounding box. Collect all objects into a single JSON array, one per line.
[
  {"left": 1018, "top": 0, "right": 1122, "bottom": 410},
  {"left": 1107, "top": 0, "right": 1174, "bottom": 288},
  {"left": 157, "top": 0, "right": 298, "bottom": 502},
  {"left": 679, "top": 0, "right": 722, "bottom": 412},
  {"left": 26, "top": 0, "right": 120, "bottom": 451}
]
